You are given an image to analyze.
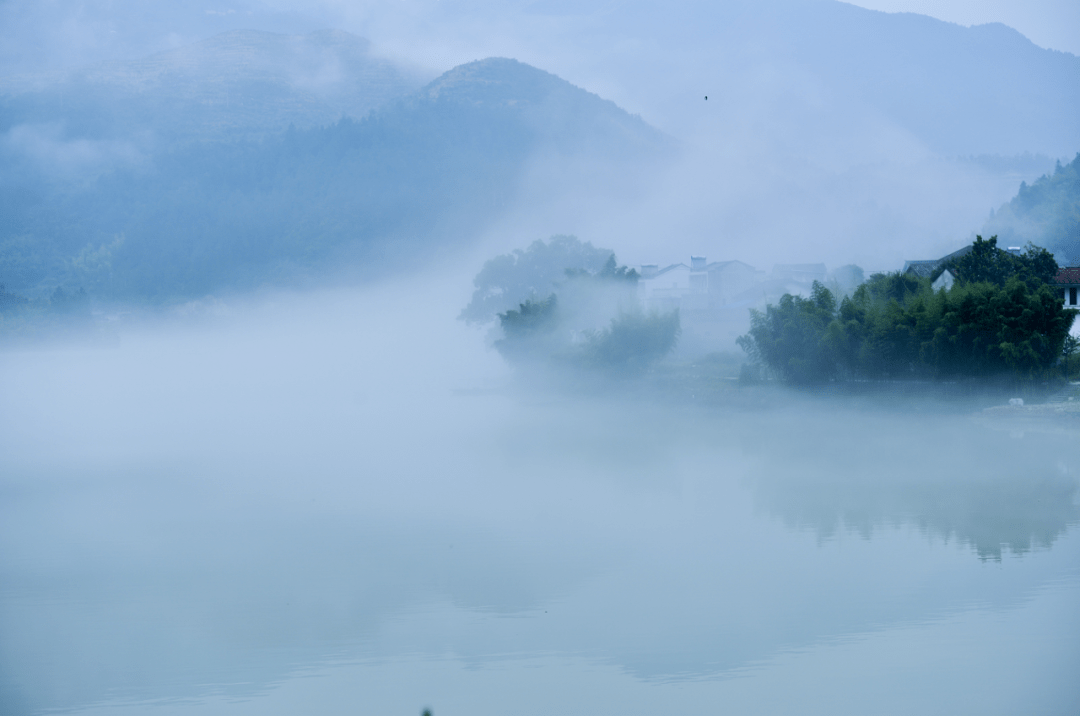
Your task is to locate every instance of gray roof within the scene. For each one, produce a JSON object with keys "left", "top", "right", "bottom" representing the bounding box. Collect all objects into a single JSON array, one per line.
[
  {"left": 705, "top": 259, "right": 757, "bottom": 272},
  {"left": 903, "top": 244, "right": 974, "bottom": 277}
]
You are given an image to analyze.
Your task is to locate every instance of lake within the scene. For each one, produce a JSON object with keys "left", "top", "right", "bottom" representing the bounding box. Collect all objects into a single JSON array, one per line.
[{"left": 2, "top": 285, "right": 1078, "bottom": 716}]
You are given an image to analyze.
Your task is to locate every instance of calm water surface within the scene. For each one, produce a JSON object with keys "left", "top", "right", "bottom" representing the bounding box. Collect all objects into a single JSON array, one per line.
[{"left": 2, "top": 289, "right": 1078, "bottom": 715}]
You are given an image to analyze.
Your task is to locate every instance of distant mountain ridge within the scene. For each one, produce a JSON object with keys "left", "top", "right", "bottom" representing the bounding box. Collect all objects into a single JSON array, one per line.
[
  {"left": 3, "top": 4, "right": 1076, "bottom": 157},
  {"left": 490, "top": 0, "right": 1079, "bottom": 157},
  {"left": 784, "top": 5, "right": 1080, "bottom": 157},
  {"left": 2, "top": 7, "right": 1076, "bottom": 300}
]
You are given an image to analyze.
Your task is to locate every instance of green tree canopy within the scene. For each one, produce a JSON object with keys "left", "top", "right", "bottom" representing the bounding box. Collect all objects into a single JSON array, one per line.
[
  {"left": 493, "top": 294, "right": 561, "bottom": 364},
  {"left": 460, "top": 235, "right": 615, "bottom": 324},
  {"left": 487, "top": 247, "right": 678, "bottom": 373},
  {"left": 739, "top": 264, "right": 1077, "bottom": 384},
  {"left": 580, "top": 309, "right": 681, "bottom": 373},
  {"left": 737, "top": 282, "right": 840, "bottom": 384},
  {"left": 937, "top": 235, "right": 1058, "bottom": 288}
]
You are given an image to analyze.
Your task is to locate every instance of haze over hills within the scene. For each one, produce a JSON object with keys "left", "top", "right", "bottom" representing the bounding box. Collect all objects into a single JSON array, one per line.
[
  {"left": 0, "top": 29, "right": 427, "bottom": 146},
  {"left": 6, "top": 1, "right": 1077, "bottom": 163},
  {"left": 1, "top": 1, "right": 1078, "bottom": 303},
  {"left": 981, "top": 154, "right": 1080, "bottom": 265},
  {"left": 0, "top": 58, "right": 669, "bottom": 301},
  {"left": 562, "top": 0, "right": 1080, "bottom": 157}
]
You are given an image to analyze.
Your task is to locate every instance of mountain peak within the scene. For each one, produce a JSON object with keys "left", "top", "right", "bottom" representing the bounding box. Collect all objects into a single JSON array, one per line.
[
  {"left": 418, "top": 58, "right": 574, "bottom": 106},
  {"left": 380, "top": 57, "right": 668, "bottom": 160}
]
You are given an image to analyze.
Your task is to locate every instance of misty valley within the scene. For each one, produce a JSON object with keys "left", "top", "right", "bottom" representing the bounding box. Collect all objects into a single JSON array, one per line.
[{"left": 2, "top": 2, "right": 1079, "bottom": 715}]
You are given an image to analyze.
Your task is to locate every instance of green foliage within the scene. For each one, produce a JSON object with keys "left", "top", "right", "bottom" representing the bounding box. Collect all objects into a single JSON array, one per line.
[
  {"left": 937, "top": 235, "right": 1059, "bottom": 287},
  {"left": 737, "top": 282, "right": 840, "bottom": 384},
  {"left": 485, "top": 246, "right": 678, "bottom": 372},
  {"left": 460, "top": 235, "right": 613, "bottom": 324},
  {"left": 565, "top": 254, "right": 640, "bottom": 284},
  {"left": 924, "top": 279, "right": 1072, "bottom": 379},
  {"left": 1063, "top": 335, "right": 1079, "bottom": 381},
  {"left": 498, "top": 294, "right": 559, "bottom": 339},
  {"left": 856, "top": 270, "right": 924, "bottom": 305},
  {"left": 739, "top": 263, "right": 1078, "bottom": 384},
  {"left": 493, "top": 294, "right": 560, "bottom": 363},
  {"left": 579, "top": 309, "right": 681, "bottom": 372}
]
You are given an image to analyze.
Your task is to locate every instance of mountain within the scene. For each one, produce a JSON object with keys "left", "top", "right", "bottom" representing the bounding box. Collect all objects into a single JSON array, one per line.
[
  {"left": 4, "top": 5, "right": 1077, "bottom": 296},
  {"left": 468, "top": 0, "right": 1080, "bottom": 158},
  {"left": 982, "top": 154, "right": 1080, "bottom": 265},
  {"left": 783, "top": 6, "right": 1078, "bottom": 157},
  {"left": 406, "top": 59, "right": 662, "bottom": 158},
  {"left": 0, "top": 29, "right": 427, "bottom": 145},
  {"left": 367, "top": 0, "right": 1077, "bottom": 271},
  {"left": 0, "top": 58, "right": 669, "bottom": 302}
]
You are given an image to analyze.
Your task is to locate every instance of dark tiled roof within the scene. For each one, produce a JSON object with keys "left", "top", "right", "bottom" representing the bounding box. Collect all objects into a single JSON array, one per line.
[
  {"left": 1054, "top": 267, "right": 1080, "bottom": 285},
  {"left": 903, "top": 260, "right": 938, "bottom": 278},
  {"left": 903, "top": 245, "right": 1080, "bottom": 284},
  {"left": 940, "top": 244, "right": 974, "bottom": 263},
  {"left": 902, "top": 244, "right": 972, "bottom": 278}
]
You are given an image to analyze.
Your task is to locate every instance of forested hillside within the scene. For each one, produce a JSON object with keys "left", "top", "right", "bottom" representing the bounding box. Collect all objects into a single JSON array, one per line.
[
  {"left": 982, "top": 154, "right": 1080, "bottom": 265},
  {"left": 0, "top": 58, "right": 668, "bottom": 302}
]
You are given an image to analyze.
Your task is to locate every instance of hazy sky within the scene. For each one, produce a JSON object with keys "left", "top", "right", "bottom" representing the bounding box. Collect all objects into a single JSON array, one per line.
[{"left": 1, "top": 0, "right": 1077, "bottom": 77}]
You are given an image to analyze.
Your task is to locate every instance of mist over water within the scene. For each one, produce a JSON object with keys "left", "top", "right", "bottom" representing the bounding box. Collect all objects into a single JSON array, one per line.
[
  {"left": 2, "top": 1, "right": 1079, "bottom": 714},
  {"left": 2, "top": 281, "right": 1078, "bottom": 715}
]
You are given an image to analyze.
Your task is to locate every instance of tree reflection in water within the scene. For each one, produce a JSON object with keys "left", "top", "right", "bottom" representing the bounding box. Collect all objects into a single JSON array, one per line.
[{"left": 743, "top": 410, "right": 1080, "bottom": 560}]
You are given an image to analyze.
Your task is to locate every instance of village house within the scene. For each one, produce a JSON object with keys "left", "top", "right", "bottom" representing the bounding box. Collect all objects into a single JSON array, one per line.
[
  {"left": 903, "top": 244, "right": 1028, "bottom": 284},
  {"left": 905, "top": 244, "right": 1079, "bottom": 306},
  {"left": 638, "top": 257, "right": 764, "bottom": 312},
  {"left": 1055, "top": 267, "right": 1080, "bottom": 307},
  {"left": 637, "top": 256, "right": 767, "bottom": 355},
  {"left": 902, "top": 244, "right": 977, "bottom": 279}
]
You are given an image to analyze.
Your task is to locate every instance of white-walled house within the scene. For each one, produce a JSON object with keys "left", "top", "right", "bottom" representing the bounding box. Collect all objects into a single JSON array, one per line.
[
  {"left": 637, "top": 257, "right": 767, "bottom": 355},
  {"left": 639, "top": 262, "right": 692, "bottom": 311},
  {"left": 932, "top": 270, "right": 955, "bottom": 291},
  {"left": 1055, "top": 267, "right": 1080, "bottom": 308},
  {"left": 639, "top": 258, "right": 764, "bottom": 312},
  {"left": 708, "top": 260, "right": 765, "bottom": 306}
]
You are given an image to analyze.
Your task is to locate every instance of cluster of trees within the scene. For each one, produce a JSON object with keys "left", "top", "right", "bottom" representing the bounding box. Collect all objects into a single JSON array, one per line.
[
  {"left": 738, "top": 237, "right": 1077, "bottom": 384},
  {"left": 464, "top": 236, "right": 680, "bottom": 373},
  {"left": 459, "top": 235, "right": 616, "bottom": 324}
]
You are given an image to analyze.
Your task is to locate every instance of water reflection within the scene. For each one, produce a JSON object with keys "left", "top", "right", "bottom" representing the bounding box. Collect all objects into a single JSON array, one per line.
[
  {"left": 740, "top": 408, "right": 1080, "bottom": 560},
  {"left": 2, "top": 296, "right": 1078, "bottom": 714}
]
